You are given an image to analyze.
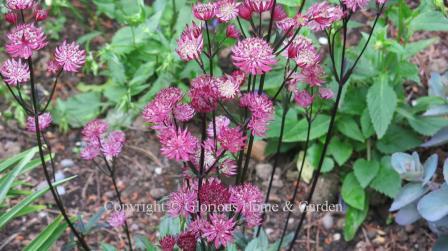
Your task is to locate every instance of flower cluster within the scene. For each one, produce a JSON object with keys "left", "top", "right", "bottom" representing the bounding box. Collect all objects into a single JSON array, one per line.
[{"left": 80, "top": 120, "right": 126, "bottom": 161}]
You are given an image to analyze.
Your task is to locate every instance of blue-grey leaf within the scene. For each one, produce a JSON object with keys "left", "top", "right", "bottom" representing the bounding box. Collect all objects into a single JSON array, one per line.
[
  {"left": 428, "top": 215, "right": 448, "bottom": 236},
  {"left": 423, "top": 105, "right": 448, "bottom": 116},
  {"left": 417, "top": 186, "right": 448, "bottom": 222},
  {"left": 428, "top": 72, "right": 448, "bottom": 98},
  {"left": 422, "top": 154, "right": 438, "bottom": 185},
  {"left": 390, "top": 183, "right": 429, "bottom": 211},
  {"left": 391, "top": 152, "right": 423, "bottom": 181},
  {"left": 422, "top": 127, "right": 448, "bottom": 148},
  {"left": 395, "top": 203, "right": 421, "bottom": 225},
  {"left": 433, "top": 236, "right": 448, "bottom": 251},
  {"left": 444, "top": 159, "right": 448, "bottom": 185}
]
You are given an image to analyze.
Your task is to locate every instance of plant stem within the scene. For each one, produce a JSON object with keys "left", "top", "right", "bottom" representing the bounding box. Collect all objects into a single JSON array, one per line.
[{"left": 27, "top": 58, "right": 90, "bottom": 250}]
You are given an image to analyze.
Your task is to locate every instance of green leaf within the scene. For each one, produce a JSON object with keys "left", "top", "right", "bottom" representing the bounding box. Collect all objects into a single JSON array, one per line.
[
  {"left": 0, "top": 147, "right": 38, "bottom": 205},
  {"left": 407, "top": 115, "right": 448, "bottom": 136},
  {"left": 100, "top": 243, "right": 117, "bottom": 251},
  {"left": 409, "top": 10, "right": 448, "bottom": 32},
  {"left": 343, "top": 201, "right": 368, "bottom": 241},
  {"left": 360, "top": 108, "right": 375, "bottom": 138},
  {"left": 307, "top": 144, "right": 335, "bottom": 173},
  {"left": 134, "top": 234, "right": 157, "bottom": 251},
  {"left": 159, "top": 216, "right": 181, "bottom": 237},
  {"left": 369, "top": 158, "right": 402, "bottom": 198},
  {"left": 0, "top": 147, "right": 37, "bottom": 173},
  {"left": 376, "top": 125, "right": 422, "bottom": 154},
  {"left": 328, "top": 137, "right": 353, "bottom": 166},
  {"left": 367, "top": 78, "right": 397, "bottom": 138},
  {"left": 353, "top": 159, "right": 380, "bottom": 188},
  {"left": 0, "top": 176, "right": 76, "bottom": 228},
  {"left": 404, "top": 38, "right": 438, "bottom": 58},
  {"left": 282, "top": 115, "right": 331, "bottom": 142},
  {"left": 341, "top": 173, "right": 366, "bottom": 210},
  {"left": 277, "top": 0, "right": 301, "bottom": 6},
  {"left": 336, "top": 116, "right": 364, "bottom": 142},
  {"left": 14, "top": 205, "right": 46, "bottom": 218},
  {"left": 24, "top": 215, "right": 66, "bottom": 251}
]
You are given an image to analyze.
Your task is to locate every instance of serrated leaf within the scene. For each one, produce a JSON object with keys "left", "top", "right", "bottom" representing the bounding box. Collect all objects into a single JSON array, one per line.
[
  {"left": 360, "top": 108, "right": 375, "bottom": 138},
  {"left": 341, "top": 173, "right": 366, "bottom": 210},
  {"left": 367, "top": 79, "right": 397, "bottom": 139},
  {"left": 343, "top": 201, "right": 368, "bottom": 241},
  {"left": 407, "top": 115, "right": 448, "bottom": 136},
  {"left": 409, "top": 10, "right": 448, "bottom": 32},
  {"left": 376, "top": 125, "right": 422, "bottom": 154},
  {"left": 328, "top": 137, "right": 353, "bottom": 166},
  {"left": 390, "top": 183, "right": 429, "bottom": 211},
  {"left": 353, "top": 159, "right": 380, "bottom": 188},
  {"left": 336, "top": 116, "right": 364, "bottom": 142},
  {"left": 369, "top": 160, "right": 402, "bottom": 198}
]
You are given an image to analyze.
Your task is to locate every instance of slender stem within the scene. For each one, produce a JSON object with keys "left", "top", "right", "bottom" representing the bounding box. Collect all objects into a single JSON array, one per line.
[
  {"left": 27, "top": 58, "right": 90, "bottom": 250},
  {"left": 197, "top": 114, "right": 207, "bottom": 212},
  {"left": 257, "top": 92, "right": 291, "bottom": 237},
  {"left": 237, "top": 17, "right": 247, "bottom": 38},
  {"left": 272, "top": 65, "right": 299, "bottom": 101},
  {"left": 40, "top": 70, "right": 63, "bottom": 114},
  {"left": 240, "top": 135, "right": 254, "bottom": 183},
  {"left": 266, "top": 0, "right": 277, "bottom": 41},
  {"left": 277, "top": 106, "right": 312, "bottom": 250},
  {"left": 205, "top": 21, "right": 213, "bottom": 76},
  {"left": 2, "top": 81, "right": 33, "bottom": 114}
]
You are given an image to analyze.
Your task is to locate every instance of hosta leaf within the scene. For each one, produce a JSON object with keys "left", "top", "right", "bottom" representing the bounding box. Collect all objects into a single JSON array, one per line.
[
  {"left": 417, "top": 186, "right": 448, "bottom": 222},
  {"left": 367, "top": 78, "right": 397, "bottom": 139},
  {"left": 390, "top": 183, "right": 429, "bottom": 211},
  {"left": 353, "top": 159, "right": 380, "bottom": 188},
  {"left": 341, "top": 173, "right": 366, "bottom": 210}
]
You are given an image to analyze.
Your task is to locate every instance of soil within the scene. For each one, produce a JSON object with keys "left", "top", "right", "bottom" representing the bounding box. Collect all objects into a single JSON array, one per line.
[{"left": 0, "top": 1, "right": 445, "bottom": 251}]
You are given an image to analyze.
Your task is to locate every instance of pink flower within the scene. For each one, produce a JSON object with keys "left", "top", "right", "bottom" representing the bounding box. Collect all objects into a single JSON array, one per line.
[
  {"left": 294, "top": 90, "right": 313, "bottom": 107},
  {"left": 240, "top": 93, "right": 274, "bottom": 136},
  {"left": 168, "top": 188, "right": 197, "bottom": 217},
  {"left": 4, "top": 12, "right": 18, "bottom": 24},
  {"left": 305, "top": 2, "right": 343, "bottom": 31},
  {"left": 244, "top": 0, "right": 274, "bottom": 13},
  {"left": 101, "top": 137, "right": 124, "bottom": 159},
  {"left": 231, "top": 70, "right": 246, "bottom": 86},
  {"left": 189, "top": 75, "right": 219, "bottom": 113},
  {"left": 176, "top": 23, "right": 204, "bottom": 62},
  {"left": 276, "top": 18, "right": 298, "bottom": 36},
  {"left": 319, "top": 87, "right": 334, "bottom": 99},
  {"left": 160, "top": 235, "right": 176, "bottom": 251},
  {"left": 272, "top": 5, "right": 287, "bottom": 21},
  {"left": 26, "top": 113, "right": 52, "bottom": 132},
  {"left": 34, "top": 8, "right": 49, "bottom": 22},
  {"left": 177, "top": 231, "right": 197, "bottom": 251},
  {"left": 82, "top": 119, "right": 108, "bottom": 141},
  {"left": 238, "top": 4, "right": 253, "bottom": 20},
  {"left": 160, "top": 127, "right": 199, "bottom": 162},
  {"left": 232, "top": 37, "right": 276, "bottom": 75},
  {"left": 226, "top": 25, "right": 240, "bottom": 39},
  {"left": 80, "top": 144, "right": 100, "bottom": 160},
  {"left": 107, "top": 211, "right": 126, "bottom": 228},
  {"left": 0, "top": 59, "right": 30, "bottom": 86},
  {"left": 142, "top": 87, "right": 183, "bottom": 124},
  {"left": 199, "top": 180, "right": 231, "bottom": 210},
  {"left": 108, "top": 131, "right": 126, "bottom": 144},
  {"left": 216, "top": 74, "right": 241, "bottom": 100},
  {"left": 188, "top": 217, "right": 207, "bottom": 238},
  {"left": 377, "top": 0, "right": 387, "bottom": 4},
  {"left": 286, "top": 36, "right": 319, "bottom": 68},
  {"left": 216, "top": 0, "right": 240, "bottom": 22},
  {"left": 174, "top": 104, "right": 196, "bottom": 122},
  {"left": 6, "top": 0, "right": 34, "bottom": 10},
  {"left": 202, "top": 214, "right": 236, "bottom": 248},
  {"left": 343, "top": 0, "right": 369, "bottom": 12},
  {"left": 54, "top": 41, "right": 86, "bottom": 72},
  {"left": 220, "top": 159, "right": 237, "bottom": 176},
  {"left": 230, "top": 183, "right": 264, "bottom": 227},
  {"left": 6, "top": 24, "right": 47, "bottom": 59},
  {"left": 47, "top": 59, "right": 62, "bottom": 74},
  {"left": 207, "top": 115, "right": 231, "bottom": 137},
  {"left": 296, "top": 64, "right": 324, "bottom": 86},
  {"left": 218, "top": 126, "right": 246, "bottom": 153},
  {"left": 193, "top": 2, "right": 216, "bottom": 21}
]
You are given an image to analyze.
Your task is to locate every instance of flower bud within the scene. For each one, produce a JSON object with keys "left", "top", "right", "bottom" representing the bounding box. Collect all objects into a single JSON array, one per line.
[
  {"left": 238, "top": 4, "right": 252, "bottom": 20},
  {"left": 226, "top": 25, "right": 240, "bottom": 39},
  {"left": 5, "top": 12, "right": 18, "bottom": 24},
  {"left": 34, "top": 8, "right": 49, "bottom": 22},
  {"left": 272, "top": 5, "right": 287, "bottom": 21}
]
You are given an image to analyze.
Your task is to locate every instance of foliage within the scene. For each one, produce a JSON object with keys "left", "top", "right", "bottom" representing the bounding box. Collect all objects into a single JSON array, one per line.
[{"left": 389, "top": 152, "right": 448, "bottom": 250}]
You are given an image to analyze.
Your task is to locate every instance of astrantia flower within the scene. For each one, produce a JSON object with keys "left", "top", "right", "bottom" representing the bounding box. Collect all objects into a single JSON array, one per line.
[
  {"left": 276, "top": 18, "right": 298, "bottom": 36},
  {"left": 220, "top": 159, "right": 237, "bottom": 176},
  {"left": 189, "top": 75, "right": 219, "bottom": 113},
  {"left": 6, "top": 24, "right": 47, "bottom": 58},
  {"left": 231, "top": 70, "right": 246, "bottom": 86},
  {"left": 232, "top": 37, "right": 276, "bottom": 75},
  {"left": 238, "top": 4, "right": 253, "bottom": 20},
  {"left": 177, "top": 231, "right": 197, "bottom": 251},
  {"left": 272, "top": 5, "right": 287, "bottom": 21},
  {"left": 202, "top": 214, "right": 236, "bottom": 248},
  {"left": 216, "top": 0, "right": 240, "bottom": 22},
  {"left": 174, "top": 104, "right": 196, "bottom": 122},
  {"left": 305, "top": 2, "right": 343, "bottom": 31},
  {"left": 6, "top": 0, "right": 34, "bottom": 10},
  {"left": 319, "top": 87, "right": 334, "bottom": 99},
  {"left": 295, "top": 64, "right": 324, "bottom": 86},
  {"left": 109, "top": 130, "right": 126, "bottom": 144},
  {"left": 286, "top": 36, "right": 319, "bottom": 68},
  {"left": 216, "top": 75, "right": 240, "bottom": 100},
  {"left": 47, "top": 59, "right": 62, "bottom": 74},
  {"left": 294, "top": 90, "right": 313, "bottom": 107},
  {"left": 218, "top": 126, "right": 246, "bottom": 153},
  {"left": 176, "top": 23, "right": 203, "bottom": 62},
  {"left": 160, "top": 127, "right": 199, "bottom": 161},
  {"left": 199, "top": 180, "right": 230, "bottom": 210},
  {"left": 191, "top": 140, "right": 218, "bottom": 173},
  {"left": 207, "top": 115, "right": 231, "bottom": 137},
  {"left": 240, "top": 92, "right": 274, "bottom": 136},
  {"left": 343, "top": 0, "right": 369, "bottom": 12},
  {"left": 168, "top": 188, "right": 197, "bottom": 217},
  {"left": 230, "top": 183, "right": 263, "bottom": 227},
  {"left": 160, "top": 235, "right": 176, "bottom": 251},
  {"left": 142, "top": 87, "right": 183, "bottom": 124},
  {"left": 5, "top": 12, "right": 18, "bottom": 24},
  {"left": 101, "top": 137, "right": 124, "bottom": 159},
  {"left": 107, "top": 211, "right": 126, "bottom": 228},
  {"left": 226, "top": 24, "right": 240, "bottom": 39},
  {"left": 80, "top": 144, "right": 100, "bottom": 160},
  {"left": 26, "top": 113, "right": 52, "bottom": 132},
  {"left": 34, "top": 7, "right": 49, "bottom": 22},
  {"left": 0, "top": 59, "right": 30, "bottom": 86},
  {"left": 82, "top": 119, "right": 108, "bottom": 141},
  {"left": 189, "top": 218, "right": 207, "bottom": 238},
  {"left": 54, "top": 41, "right": 86, "bottom": 72},
  {"left": 244, "top": 0, "right": 274, "bottom": 13},
  {"left": 193, "top": 2, "right": 216, "bottom": 21}
]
